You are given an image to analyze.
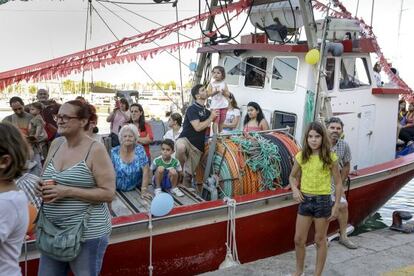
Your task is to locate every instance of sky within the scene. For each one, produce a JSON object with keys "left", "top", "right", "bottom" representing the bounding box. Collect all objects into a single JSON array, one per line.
[{"left": 0, "top": 0, "right": 413, "bottom": 88}]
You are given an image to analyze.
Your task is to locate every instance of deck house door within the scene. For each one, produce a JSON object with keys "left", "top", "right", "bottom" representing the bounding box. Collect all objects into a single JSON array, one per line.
[{"left": 357, "top": 104, "right": 375, "bottom": 169}]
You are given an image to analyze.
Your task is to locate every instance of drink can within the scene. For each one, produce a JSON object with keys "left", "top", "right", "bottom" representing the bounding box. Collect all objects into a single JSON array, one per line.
[
  {"left": 43, "top": 179, "right": 56, "bottom": 186},
  {"left": 42, "top": 179, "right": 56, "bottom": 203}
]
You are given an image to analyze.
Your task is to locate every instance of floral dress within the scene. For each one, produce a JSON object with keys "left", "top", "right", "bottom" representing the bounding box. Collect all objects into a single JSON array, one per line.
[{"left": 111, "top": 145, "right": 148, "bottom": 191}]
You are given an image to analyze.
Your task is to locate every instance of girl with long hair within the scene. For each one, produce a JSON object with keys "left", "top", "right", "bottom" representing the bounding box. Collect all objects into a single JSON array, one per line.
[
  {"left": 0, "top": 123, "right": 30, "bottom": 275},
  {"left": 243, "top": 102, "right": 269, "bottom": 132},
  {"left": 289, "top": 121, "right": 342, "bottom": 276},
  {"left": 222, "top": 93, "right": 241, "bottom": 133},
  {"left": 128, "top": 103, "right": 154, "bottom": 160}
]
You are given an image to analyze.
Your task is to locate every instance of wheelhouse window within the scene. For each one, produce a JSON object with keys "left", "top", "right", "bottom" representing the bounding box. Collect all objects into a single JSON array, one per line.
[
  {"left": 339, "top": 57, "right": 371, "bottom": 90},
  {"left": 325, "top": 58, "right": 336, "bottom": 90},
  {"left": 223, "top": 56, "right": 242, "bottom": 85},
  {"left": 271, "top": 57, "right": 298, "bottom": 91},
  {"left": 273, "top": 111, "right": 296, "bottom": 134},
  {"left": 244, "top": 57, "right": 267, "bottom": 88}
]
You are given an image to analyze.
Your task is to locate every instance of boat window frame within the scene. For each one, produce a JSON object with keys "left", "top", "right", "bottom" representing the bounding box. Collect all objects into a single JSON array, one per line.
[
  {"left": 338, "top": 56, "right": 372, "bottom": 91},
  {"left": 223, "top": 56, "right": 243, "bottom": 86},
  {"left": 272, "top": 110, "right": 297, "bottom": 135},
  {"left": 270, "top": 56, "right": 299, "bottom": 92},
  {"left": 243, "top": 56, "right": 268, "bottom": 89}
]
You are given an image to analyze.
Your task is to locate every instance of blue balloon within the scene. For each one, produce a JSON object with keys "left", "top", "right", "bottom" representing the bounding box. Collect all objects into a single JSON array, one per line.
[
  {"left": 150, "top": 192, "right": 174, "bottom": 217},
  {"left": 189, "top": 62, "right": 197, "bottom": 72}
]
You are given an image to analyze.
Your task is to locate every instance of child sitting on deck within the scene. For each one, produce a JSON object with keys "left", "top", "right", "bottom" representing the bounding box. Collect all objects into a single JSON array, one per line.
[{"left": 151, "top": 139, "right": 184, "bottom": 197}]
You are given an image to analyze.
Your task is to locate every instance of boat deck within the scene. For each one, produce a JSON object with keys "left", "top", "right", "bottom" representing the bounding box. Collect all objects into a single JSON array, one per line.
[{"left": 110, "top": 186, "right": 205, "bottom": 217}]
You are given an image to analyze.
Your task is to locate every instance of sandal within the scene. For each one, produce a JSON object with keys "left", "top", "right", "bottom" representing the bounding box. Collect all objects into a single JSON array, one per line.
[{"left": 338, "top": 238, "right": 358, "bottom": 249}]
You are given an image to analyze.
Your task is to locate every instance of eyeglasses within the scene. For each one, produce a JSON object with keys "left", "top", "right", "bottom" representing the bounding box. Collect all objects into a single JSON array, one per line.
[{"left": 53, "top": 114, "right": 79, "bottom": 123}]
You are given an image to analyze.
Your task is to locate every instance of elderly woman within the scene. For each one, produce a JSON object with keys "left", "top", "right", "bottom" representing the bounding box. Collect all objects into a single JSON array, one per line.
[
  {"left": 111, "top": 124, "right": 150, "bottom": 195},
  {"left": 38, "top": 100, "right": 115, "bottom": 276},
  {"left": 128, "top": 103, "right": 154, "bottom": 161}
]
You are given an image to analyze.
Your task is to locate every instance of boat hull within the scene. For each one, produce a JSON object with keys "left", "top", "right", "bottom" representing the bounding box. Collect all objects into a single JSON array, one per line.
[{"left": 20, "top": 154, "right": 414, "bottom": 275}]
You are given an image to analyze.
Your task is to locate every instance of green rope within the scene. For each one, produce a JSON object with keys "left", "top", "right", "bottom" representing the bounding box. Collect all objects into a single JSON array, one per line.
[
  {"left": 305, "top": 90, "right": 315, "bottom": 125},
  {"left": 213, "top": 154, "right": 233, "bottom": 198},
  {"left": 231, "top": 133, "right": 282, "bottom": 191}
]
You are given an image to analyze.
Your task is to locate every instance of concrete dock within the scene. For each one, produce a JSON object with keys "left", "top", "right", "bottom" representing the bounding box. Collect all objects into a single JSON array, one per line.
[{"left": 202, "top": 227, "right": 414, "bottom": 276}]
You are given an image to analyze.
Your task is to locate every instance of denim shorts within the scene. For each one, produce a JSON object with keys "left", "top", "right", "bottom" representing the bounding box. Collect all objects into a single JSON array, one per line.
[{"left": 298, "top": 194, "right": 332, "bottom": 218}]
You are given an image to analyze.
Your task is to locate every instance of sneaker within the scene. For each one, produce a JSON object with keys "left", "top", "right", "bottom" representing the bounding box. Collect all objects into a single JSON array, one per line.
[
  {"left": 155, "top": 188, "right": 162, "bottom": 195},
  {"left": 171, "top": 187, "right": 184, "bottom": 197},
  {"left": 338, "top": 238, "right": 358, "bottom": 249}
]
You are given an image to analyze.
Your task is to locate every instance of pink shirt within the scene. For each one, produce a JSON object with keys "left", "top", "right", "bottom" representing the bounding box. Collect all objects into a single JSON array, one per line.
[{"left": 111, "top": 110, "right": 130, "bottom": 134}]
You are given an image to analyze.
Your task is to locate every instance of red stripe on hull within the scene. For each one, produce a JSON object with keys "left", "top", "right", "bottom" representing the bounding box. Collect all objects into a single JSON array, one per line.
[{"left": 20, "top": 160, "right": 414, "bottom": 275}]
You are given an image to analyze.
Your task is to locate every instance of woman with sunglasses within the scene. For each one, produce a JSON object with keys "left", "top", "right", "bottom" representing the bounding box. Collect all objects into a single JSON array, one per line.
[
  {"left": 37, "top": 100, "right": 115, "bottom": 276},
  {"left": 0, "top": 122, "right": 30, "bottom": 276}
]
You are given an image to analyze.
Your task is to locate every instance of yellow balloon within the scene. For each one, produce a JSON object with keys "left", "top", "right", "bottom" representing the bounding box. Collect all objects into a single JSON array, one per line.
[{"left": 305, "top": 49, "right": 320, "bottom": 65}]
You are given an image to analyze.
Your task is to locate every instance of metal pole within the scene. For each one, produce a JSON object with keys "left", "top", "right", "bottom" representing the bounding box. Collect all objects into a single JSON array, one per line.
[
  {"left": 193, "top": 0, "right": 219, "bottom": 86},
  {"left": 174, "top": 0, "right": 185, "bottom": 109},
  {"left": 298, "top": 0, "right": 318, "bottom": 49},
  {"left": 370, "top": 0, "right": 375, "bottom": 27},
  {"left": 355, "top": 0, "right": 360, "bottom": 17}
]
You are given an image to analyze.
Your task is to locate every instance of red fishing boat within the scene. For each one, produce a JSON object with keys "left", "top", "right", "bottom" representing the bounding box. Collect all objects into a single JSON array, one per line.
[{"left": 5, "top": 0, "right": 412, "bottom": 275}]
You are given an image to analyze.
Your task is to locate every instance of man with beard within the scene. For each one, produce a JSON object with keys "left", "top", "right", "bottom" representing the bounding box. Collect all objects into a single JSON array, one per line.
[
  {"left": 326, "top": 117, "right": 358, "bottom": 249},
  {"left": 176, "top": 84, "right": 217, "bottom": 187},
  {"left": 2, "top": 97, "right": 32, "bottom": 137},
  {"left": 36, "top": 89, "right": 60, "bottom": 141}
]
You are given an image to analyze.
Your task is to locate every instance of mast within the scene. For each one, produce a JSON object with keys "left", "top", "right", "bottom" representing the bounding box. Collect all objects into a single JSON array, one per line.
[
  {"left": 298, "top": 0, "right": 332, "bottom": 123},
  {"left": 193, "top": 0, "right": 219, "bottom": 87}
]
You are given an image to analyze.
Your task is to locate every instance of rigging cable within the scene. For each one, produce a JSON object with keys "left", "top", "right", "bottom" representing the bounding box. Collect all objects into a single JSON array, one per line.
[
  {"left": 174, "top": 0, "right": 185, "bottom": 108},
  {"left": 81, "top": 0, "right": 92, "bottom": 96},
  {"left": 96, "top": 0, "right": 171, "bottom": 5},
  {"left": 95, "top": 0, "right": 190, "bottom": 67},
  {"left": 91, "top": 3, "right": 180, "bottom": 109}
]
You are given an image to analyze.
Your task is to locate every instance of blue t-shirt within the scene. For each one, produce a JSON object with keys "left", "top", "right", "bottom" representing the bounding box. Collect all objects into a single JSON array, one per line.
[{"left": 111, "top": 145, "right": 148, "bottom": 191}]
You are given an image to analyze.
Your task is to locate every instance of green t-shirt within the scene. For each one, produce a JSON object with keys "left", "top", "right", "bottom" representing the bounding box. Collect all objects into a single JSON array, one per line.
[
  {"left": 150, "top": 156, "right": 182, "bottom": 172},
  {"left": 295, "top": 151, "right": 337, "bottom": 195}
]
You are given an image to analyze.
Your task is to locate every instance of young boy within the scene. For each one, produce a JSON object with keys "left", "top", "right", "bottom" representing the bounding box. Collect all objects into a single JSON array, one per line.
[{"left": 151, "top": 139, "right": 184, "bottom": 197}]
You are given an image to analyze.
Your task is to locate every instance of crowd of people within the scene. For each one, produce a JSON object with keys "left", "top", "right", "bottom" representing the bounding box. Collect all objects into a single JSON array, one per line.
[{"left": 0, "top": 70, "right": 359, "bottom": 275}]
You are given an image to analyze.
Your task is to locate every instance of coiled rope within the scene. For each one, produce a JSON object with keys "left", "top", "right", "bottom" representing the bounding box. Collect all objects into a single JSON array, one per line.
[{"left": 199, "top": 132, "right": 300, "bottom": 198}]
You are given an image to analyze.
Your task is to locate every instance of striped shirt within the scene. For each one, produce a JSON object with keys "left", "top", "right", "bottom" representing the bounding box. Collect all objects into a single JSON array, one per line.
[{"left": 42, "top": 144, "right": 111, "bottom": 240}]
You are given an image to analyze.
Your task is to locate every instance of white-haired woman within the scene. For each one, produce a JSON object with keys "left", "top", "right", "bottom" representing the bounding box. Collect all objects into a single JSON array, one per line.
[{"left": 111, "top": 124, "right": 150, "bottom": 194}]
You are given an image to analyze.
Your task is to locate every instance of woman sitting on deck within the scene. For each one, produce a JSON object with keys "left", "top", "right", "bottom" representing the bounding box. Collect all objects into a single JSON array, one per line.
[
  {"left": 243, "top": 101, "right": 269, "bottom": 133},
  {"left": 128, "top": 103, "right": 154, "bottom": 161},
  {"left": 111, "top": 124, "right": 150, "bottom": 196},
  {"left": 37, "top": 100, "right": 115, "bottom": 276}
]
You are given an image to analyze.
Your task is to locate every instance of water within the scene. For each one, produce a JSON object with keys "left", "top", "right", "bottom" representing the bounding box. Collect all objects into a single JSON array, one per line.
[{"left": 358, "top": 177, "right": 414, "bottom": 233}]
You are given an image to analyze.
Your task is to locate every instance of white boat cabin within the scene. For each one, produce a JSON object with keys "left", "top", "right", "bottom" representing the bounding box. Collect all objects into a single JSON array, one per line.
[{"left": 198, "top": 38, "right": 401, "bottom": 170}]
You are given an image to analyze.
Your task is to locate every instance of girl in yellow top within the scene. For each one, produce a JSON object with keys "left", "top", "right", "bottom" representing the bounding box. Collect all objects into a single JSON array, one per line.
[{"left": 289, "top": 121, "right": 342, "bottom": 276}]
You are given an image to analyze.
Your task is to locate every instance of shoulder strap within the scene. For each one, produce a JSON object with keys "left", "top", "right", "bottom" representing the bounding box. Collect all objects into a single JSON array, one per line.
[
  {"left": 84, "top": 141, "right": 96, "bottom": 161},
  {"left": 41, "top": 137, "right": 65, "bottom": 175}
]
